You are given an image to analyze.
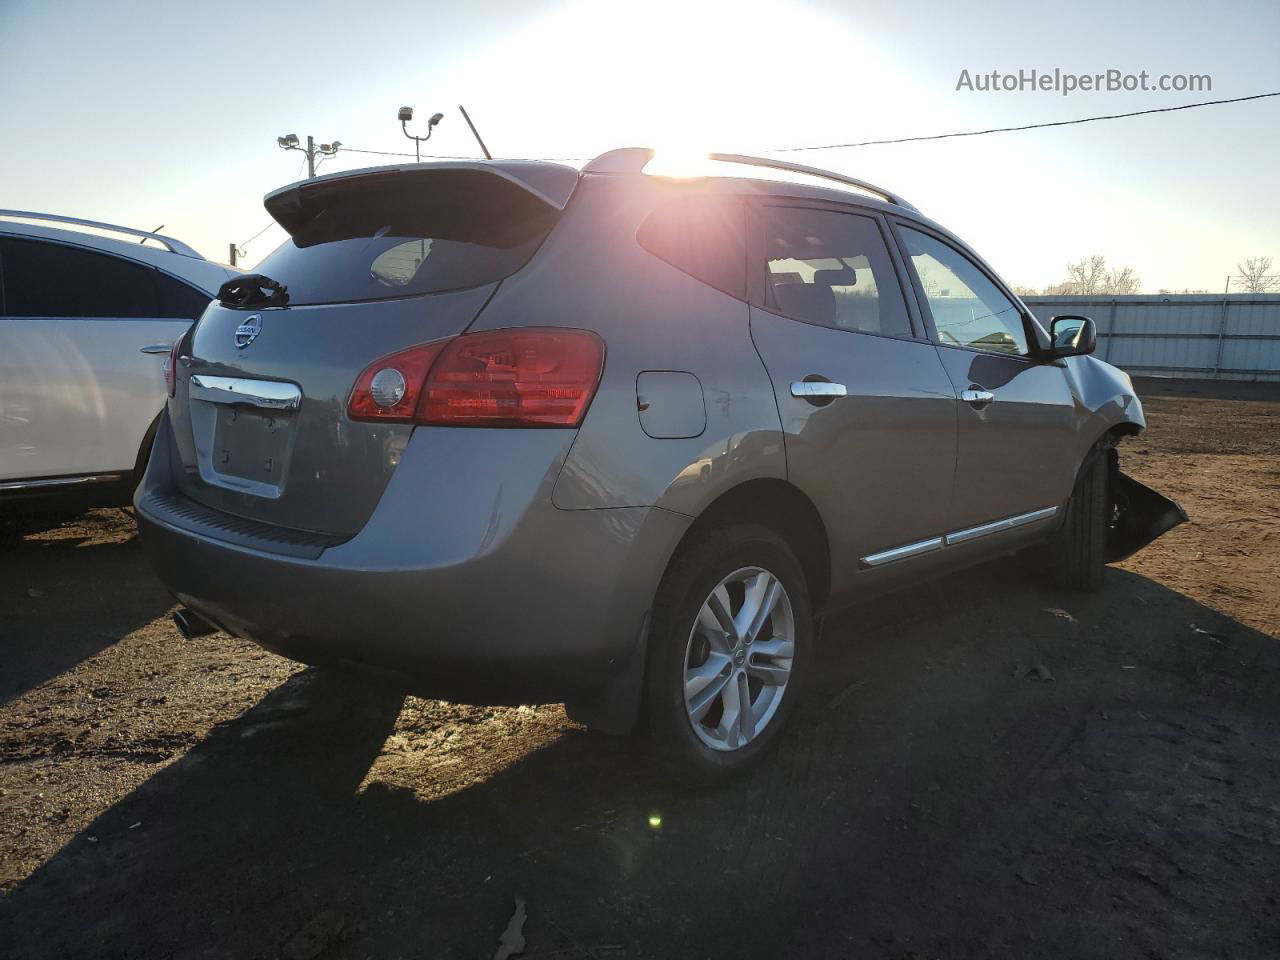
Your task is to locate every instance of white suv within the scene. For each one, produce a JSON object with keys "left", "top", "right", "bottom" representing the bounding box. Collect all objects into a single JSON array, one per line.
[{"left": 0, "top": 211, "right": 238, "bottom": 530}]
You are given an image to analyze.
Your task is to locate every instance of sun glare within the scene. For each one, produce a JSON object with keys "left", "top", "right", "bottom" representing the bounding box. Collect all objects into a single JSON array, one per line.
[
  {"left": 456, "top": 0, "right": 909, "bottom": 160},
  {"left": 643, "top": 148, "right": 716, "bottom": 178}
]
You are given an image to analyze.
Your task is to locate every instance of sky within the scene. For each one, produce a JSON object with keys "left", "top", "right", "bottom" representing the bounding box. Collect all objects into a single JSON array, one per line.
[{"left": 1, "top": 0, "right": 1277, "bottom": 292}]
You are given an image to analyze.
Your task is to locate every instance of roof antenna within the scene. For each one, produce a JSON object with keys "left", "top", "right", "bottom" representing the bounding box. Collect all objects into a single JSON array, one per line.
[
  {"left": 458, "top": 105, "right": 492, "bottom": 160},
  {"left": 140, "top": 224, "right": 165, "bottom": 246}
]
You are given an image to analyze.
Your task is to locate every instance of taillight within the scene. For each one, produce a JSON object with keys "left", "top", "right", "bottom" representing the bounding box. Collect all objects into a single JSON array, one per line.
[
  {"left": 421, "top": 328, "right": 605, "bottom": 426},
  {"left": 347, "top": 328, "right": 605, "bottom": 427},
  {"left": 164, "top": 339, "right": 182, "bottom": 398},
  {"left": 347, "top": 340, "right": 449, "bottom": 421}
]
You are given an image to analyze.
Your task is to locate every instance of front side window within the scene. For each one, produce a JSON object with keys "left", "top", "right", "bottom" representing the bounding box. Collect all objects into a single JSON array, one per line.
[
  {"left": 898, "top": 227, "right": 1027, "bottom": 356},
  {"left": 758, "top": 207, "right": 912, "bottom": 337}
]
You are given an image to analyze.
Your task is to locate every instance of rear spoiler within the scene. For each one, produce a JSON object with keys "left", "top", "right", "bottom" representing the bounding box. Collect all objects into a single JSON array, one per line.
[{"left": 263, "top": 161, "right": 580, "bottom": 235}]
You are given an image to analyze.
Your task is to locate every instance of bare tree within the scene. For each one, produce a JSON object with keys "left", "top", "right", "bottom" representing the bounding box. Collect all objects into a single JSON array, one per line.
[
  {"left": 1107, "top": 266, "right": 1141, "bottom": 295},
  {"left": 1064, "top": 255, "right": 1109, "bottom": 295},
  {"left": 1012, "top": 285, "right": 1039, "bottom": 297},
  {"left": 1237, "top": 256, "right": 1275, "bottom": 293}
]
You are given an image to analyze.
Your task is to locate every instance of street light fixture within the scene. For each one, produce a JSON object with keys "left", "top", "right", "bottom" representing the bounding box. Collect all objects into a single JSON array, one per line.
[
  {"left": 399, "top": 106, "right": 443, "bottom": 162},
  {"left": 277, "top": 133, "right": 340, "bottom": 178}
]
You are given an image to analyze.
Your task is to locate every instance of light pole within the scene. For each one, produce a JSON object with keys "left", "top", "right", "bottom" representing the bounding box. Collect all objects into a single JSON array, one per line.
[
  {"left": 398, "top": 107, "right": 443, "bottom": 162},
  {"left": 276, "top": 133, "right": 341, "bottom": 178}
]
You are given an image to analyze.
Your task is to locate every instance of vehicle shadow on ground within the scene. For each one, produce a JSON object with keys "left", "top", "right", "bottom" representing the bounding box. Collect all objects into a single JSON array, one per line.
[
  {"left": 0, "top": 516, "right": 172, "bottom": 706},
  {"left": 2, "top": 564, "right": 1277, "bottom": 960}
]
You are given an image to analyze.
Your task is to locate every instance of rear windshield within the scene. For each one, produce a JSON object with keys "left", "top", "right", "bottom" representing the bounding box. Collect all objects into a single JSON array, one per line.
[{"left": 253, "top": 169, "right": 562, "bottom": 306}]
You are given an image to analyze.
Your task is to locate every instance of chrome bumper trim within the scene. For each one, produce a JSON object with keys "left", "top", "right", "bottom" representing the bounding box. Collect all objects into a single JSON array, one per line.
[{"left": 189, "top": 375, "right": 302, "bottom": 411}]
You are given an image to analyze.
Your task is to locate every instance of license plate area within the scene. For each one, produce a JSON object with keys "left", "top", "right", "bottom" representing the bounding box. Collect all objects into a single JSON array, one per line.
[{"left": 188, "top": 375, "right": 302, "bottom": 499}]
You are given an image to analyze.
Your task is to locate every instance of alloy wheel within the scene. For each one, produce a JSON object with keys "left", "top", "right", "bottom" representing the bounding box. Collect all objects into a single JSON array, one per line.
[{"left": 682, "top": 565, "right": 795, "bottom": 751}]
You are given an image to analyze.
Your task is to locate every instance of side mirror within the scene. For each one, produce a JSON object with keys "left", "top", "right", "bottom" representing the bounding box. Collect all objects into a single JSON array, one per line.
[{"left": 1047, "top": 315, "right": 1097, "bottom": 358}]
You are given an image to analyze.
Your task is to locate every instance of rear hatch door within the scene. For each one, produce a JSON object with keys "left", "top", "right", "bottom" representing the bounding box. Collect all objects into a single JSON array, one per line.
[{"left": 167, "top": 162, "right": 578, "bottom": 537}]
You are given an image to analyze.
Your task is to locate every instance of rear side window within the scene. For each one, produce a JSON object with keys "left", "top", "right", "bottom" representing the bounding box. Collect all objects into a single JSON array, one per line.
[
  {"left": 757, "top": 207, "right": 912, "bottom": 337},
  {"left": 0, "top": 237, "right": 160, "bottom": 318},
  {"left": 637, "top": 196, "right": 746, "bottom": 299},
  {"left": 251, "top": 169, "right": 563, "bottom": 306}
]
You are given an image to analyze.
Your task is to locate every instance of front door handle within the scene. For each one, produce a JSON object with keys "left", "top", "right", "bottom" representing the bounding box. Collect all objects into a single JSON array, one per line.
[
  {"left": 140, "top": 343, "right": 174, "bottom": 355},
  {"left": 791, "top": 380, "right": 848, "bottom": 400},
  {"left": 961, "top": 388, "right": 995, "bottom": 406}
]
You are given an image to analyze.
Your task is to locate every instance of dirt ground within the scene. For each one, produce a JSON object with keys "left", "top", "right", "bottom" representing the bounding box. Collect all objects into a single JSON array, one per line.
[{"left": 1, "top": 378, "right": 1278, "bottom": 960}]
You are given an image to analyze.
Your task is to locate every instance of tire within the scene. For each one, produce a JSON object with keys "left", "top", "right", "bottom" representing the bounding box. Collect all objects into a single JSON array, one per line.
[
  {"left": 1052, "top": 449, "right": 1109, "bottom": 591},
  {"left": 644, "top": 523, "right": 812, "bottom": 785}
]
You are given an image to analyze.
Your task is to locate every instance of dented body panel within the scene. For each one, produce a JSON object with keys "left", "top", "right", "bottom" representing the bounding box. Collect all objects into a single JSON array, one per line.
[
  {"left": 1060, "top": 354, "right": 1146, "bottom": 456},
  {"left": 1054, "top": 355, "right": 1187, "bottom": 558}
]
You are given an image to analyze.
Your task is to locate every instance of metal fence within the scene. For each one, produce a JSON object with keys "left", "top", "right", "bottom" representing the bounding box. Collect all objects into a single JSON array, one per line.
[{"left": 1023, "top": 294, "right": 1280, "bottom": 381}]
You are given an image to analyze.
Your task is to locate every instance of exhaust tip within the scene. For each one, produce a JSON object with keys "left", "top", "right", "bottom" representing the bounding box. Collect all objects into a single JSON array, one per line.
[{"left": 172, "top": 607, "right": 217, "bottom": 639}]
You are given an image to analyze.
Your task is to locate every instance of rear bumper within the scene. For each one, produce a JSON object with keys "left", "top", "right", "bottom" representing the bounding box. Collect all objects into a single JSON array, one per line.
[{"left": 136, "top": 414, "right": 690, "bottom": 704}]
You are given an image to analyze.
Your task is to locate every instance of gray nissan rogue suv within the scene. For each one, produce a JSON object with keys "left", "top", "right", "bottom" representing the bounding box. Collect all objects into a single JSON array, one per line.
[{"left": 135, "top": 148, "right": 1185, "bottom": 781}]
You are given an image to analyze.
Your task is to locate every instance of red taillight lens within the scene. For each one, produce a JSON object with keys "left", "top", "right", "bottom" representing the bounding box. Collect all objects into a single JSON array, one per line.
[
  {"left": 346, "top": 328, "right": 605, "bottom": 427},
  {"left": 347, "top": 340, "right": 450, "bottom": 421},
  {"left": 164, "top": 339, "right": 182, "bottom": 398},
  {"left": 419, "top": 328, "right": 605, "bottom": 427}
]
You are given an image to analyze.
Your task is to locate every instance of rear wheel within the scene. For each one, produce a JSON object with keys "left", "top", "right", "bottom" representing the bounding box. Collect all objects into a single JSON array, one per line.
[
  {"left": 1052, "top": 449, "right": 1109, "bottom": 591},
  {"left": 644, "top": 524, "right": 812, "bottom": 784}
]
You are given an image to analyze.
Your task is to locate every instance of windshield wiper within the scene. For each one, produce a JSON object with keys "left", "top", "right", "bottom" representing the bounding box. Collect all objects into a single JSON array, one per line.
[{"left": 218, "top": 273, "right": 290, "bottom": 307}]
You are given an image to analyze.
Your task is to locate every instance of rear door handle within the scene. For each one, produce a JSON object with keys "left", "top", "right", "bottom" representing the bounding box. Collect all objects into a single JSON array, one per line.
[
  {"left": 790, "top": 381, "right": 848, "bottom": 400},
  {"left": 961, "top": 388, "right": 995, "bottom": 405},
  {"left": 140, "top": 343, "right": 174, "bottom": 355}
]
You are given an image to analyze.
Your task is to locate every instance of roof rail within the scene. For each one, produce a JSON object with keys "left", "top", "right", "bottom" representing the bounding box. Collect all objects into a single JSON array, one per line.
[
  {"left": 706, "top": 153, "right": 919, "bottom": 213},
  {"left": 0, "top": 210, "right": 204, "bottom": 259},
  {"left": 583, "top": 148, "right": 919, "bottom": 213}
]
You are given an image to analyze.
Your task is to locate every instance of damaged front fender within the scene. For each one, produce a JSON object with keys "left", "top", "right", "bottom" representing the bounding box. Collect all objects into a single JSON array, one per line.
[{"left": 1106, "top": 468, "right": 1189, "bottom": 562}]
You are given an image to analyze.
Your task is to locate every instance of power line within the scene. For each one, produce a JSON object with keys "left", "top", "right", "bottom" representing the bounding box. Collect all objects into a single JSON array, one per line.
[
  {"left": 337, "top": 145, "right": 589, "bottom": 162},
  {"left": 236, "top": 90, "right": 1277, "bottom": 260},
  {"left": 339, "top": 145, "right": 433, "bottom": 158},
  {"left": 229, "top": 220, "right": 277, "bottom": 267},
  {"left": 342, "top": 91, "right": 1280, "bottom": 163},
  {"left": 759, "top": 90, "right": 1280, "bottom": 153},
  {"left": 238, "top": 221, "right": 275, "bottom": 248}
]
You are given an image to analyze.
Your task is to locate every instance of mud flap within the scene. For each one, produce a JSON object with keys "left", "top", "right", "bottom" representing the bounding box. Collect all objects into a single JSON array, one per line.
[
  {"left": 564, "top": 612, "right": 650, "bottom": 736},
  {"left": 1105, "top": 470, "right": 1189, "bottom": 563}
]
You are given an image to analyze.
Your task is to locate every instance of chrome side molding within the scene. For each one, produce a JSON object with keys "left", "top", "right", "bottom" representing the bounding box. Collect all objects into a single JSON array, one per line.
[
  {"left": 860, "top": 506, "right": 1058, "bottom": 568},
  {"left": 945, "top": 506, "right": 1059, "bottom": 545},
  {"left": 862, "top": 536, "right": 944, "bottom": 567},
  {"left": 189, "top": 375, "right": 302, "bottom": 411},
  {"left": 0, "top": 474, "right": 123, "bottom": 492}
]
